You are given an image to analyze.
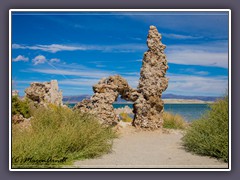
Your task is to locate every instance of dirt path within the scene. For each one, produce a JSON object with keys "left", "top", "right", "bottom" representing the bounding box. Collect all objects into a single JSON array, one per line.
[{"left": 71, "top": 124, "right": 228, "bottom": 169}]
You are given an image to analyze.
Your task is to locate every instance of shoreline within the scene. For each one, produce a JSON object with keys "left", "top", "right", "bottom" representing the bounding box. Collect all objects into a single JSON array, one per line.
[
  {"left": 63, "top": 99, "right": 214, "bottom": 104},
  {"left": 163, "top": 99, "right": 213, "bottom": 104}
]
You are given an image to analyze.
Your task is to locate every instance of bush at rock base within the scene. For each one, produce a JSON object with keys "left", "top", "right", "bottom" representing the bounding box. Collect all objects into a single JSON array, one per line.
[
  {"left": 12, "top": 96, "right": 31, "bottom": 118},
  {"left": 182, "top": 95, "right": 229, "bottom": 162},
  {"left": 163, "top": 112, "right": 187, "bottom": 130},
  {"left": 119, "top": 112, "right": 133, "bottom": 122},
  {"left": 12, "top": 106, "right": 117, "bottom": 168}
]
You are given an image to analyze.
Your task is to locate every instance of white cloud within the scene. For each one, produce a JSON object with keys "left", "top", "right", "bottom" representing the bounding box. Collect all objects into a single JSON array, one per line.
[
  {"left": 32, "top": 55, "right": 47, "bottom": 65},
  {"left": 194, "top": 71, "right": 209, "bottom": 75},
  {"left": 119, "top": 72, "right": 228, "bottom": 96},
  {"left": 12, "top": 43, "right": 146, "bottom": 53},
  {"left": 166, "top": 50, "right": 228, "bottom": 68},
  {"left": 12, "top": 40, "right": 228, "bottom": 68},
  {"left": 166, "top": 74, "right": 228, "bottom": 96},
  {"left": 50, "top": 58, "right": 60, "bottom": 63},
  {"left": 59, "top": 78, "right": 99, "bottom": 86},
  {"left": 166, "top": 42, "right": 229, "bottom": 68},
  {"left": 18, "top": 63, "right": 228, "bottom": 96},
  {"left": 12, "top": 55, "right": 29, "bottom": 62},
  {"left": 15, "top": 44, "right": 86, "bottom": 53},
  {"left": 29, "top": 68, "right": 112, "bottom": 79},
  {"left": 17, "top": 74, "right": 228, "bottom": 97},
  {"left": 182, "top": 68, "right": 209, "bottom": 76},
  {"left": 163, "top": 33, "right": 203, "bottom": 40}
]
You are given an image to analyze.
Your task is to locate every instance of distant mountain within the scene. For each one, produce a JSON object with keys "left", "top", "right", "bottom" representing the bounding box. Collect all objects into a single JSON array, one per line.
[
  {"left": 63, "top": 93, "right": 221, "bottom": 103},
  {"left": 162, "top": 93, "right": 221, "bottom": 101},
  {"left": 63, "top": 95, "right": 91, "bottom": 103}
]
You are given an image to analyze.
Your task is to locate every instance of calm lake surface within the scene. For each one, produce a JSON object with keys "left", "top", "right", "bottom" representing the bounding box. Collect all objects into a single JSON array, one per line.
[{"left": 67, "top": 103, "right": 210, "bottom": 122}]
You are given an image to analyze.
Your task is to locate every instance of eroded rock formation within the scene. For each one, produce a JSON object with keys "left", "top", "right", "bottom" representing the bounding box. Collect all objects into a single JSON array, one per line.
[
  {"left": 73, "top": 75, "right": 139, "bottom": 126},
  {"left": 114, "top": 105, "right": 134, "bottom": 116},
  {"left": 12, "top": 90, "right": 19, "bottom": 97},
  {"left": 25, "top": 80, "right": 63, "bottom": 106},
  {"left": 74, "top": 25, "right": 168, "bottom": 129},
  {"left": 132, "top": 25, "right": 168, "bottom": 129}
]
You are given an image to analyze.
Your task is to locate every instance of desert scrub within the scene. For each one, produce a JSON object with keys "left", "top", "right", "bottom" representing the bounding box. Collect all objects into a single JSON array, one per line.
[
  {"left": 182, "top": 96, "right": 229, "bottom": 162},
  {"left": 163, "top": 112, "right": 187, "bottom": 129},
  {"left": 12, "top": 96, "right": 31, "bottom": 118},
  {"left": 12, "top": 106, "right": 117, "bottom": 168},
  {"left": 119, "top": 112, "right": 133, "bottom": 122}
]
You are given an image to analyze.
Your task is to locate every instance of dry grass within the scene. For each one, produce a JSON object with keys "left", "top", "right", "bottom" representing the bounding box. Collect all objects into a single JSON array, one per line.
[
  {"left": 12, "top": 106, "right": 117, "bottom": 168},
  {"left": 163, "top": 112, "right": 187, "bottom": 130},
  {"left": 119, "top": 112, "right": 133, "bottom": 122}
]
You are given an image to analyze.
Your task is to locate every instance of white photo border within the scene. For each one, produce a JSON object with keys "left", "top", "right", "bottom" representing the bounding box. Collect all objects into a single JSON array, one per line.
[{"left": 9, "top": 9, "right": 231, "bottom": 171}]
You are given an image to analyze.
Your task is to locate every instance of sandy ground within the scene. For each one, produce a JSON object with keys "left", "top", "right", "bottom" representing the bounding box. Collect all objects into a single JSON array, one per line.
[{"left": 70, "top": 124, "right": 228, "bottom": 169}]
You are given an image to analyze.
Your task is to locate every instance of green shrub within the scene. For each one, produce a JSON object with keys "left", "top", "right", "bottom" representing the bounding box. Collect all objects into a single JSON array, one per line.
[
  {"left": 119, "top": 113, "right": 133, "bottom": 122},
  {"left": 163, "top": 112, "right": 187, "bottom": 129},
  {"left": 12, "top": 96, "right": 31, "bottom": 118},
  {"left": 182, "top": 96, "right": 229, "bottom": 162},
  {"left": 12, "top": 106, "right": 117, "bottom": 168}
]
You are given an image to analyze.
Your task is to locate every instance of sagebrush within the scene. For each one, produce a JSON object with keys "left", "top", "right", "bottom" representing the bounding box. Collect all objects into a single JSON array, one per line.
[
  {"left": 182, "top": 96, "right": 229, "bottom": 162},
  {"left": 12, "top": 106, "right": 117, "bottom": 168},
  {"left": 12, "top": 96, "right": 31, "bottom": 118}
]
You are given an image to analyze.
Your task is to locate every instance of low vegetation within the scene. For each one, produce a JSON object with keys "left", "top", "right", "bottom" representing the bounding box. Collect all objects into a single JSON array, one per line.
[
  {"left": 119, "top": 112, "right": 133, "bottom": 122},
  {"left": 12, "top": 96, "right": 31, "bottom": 118},
  {"left": 182, "top": 95, "right": 229, "bottom": 162},
  {"left": 12, "top": 106, "right": 117, "bottom": 168},
  {"left": 163, "top": 112, "right": 187, "bottom": 129}
]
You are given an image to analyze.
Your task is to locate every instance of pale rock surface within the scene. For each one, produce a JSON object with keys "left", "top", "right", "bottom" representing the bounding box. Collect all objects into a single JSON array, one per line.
[
  {"left": 74, "top": 26, "right": 168, "bottom": 130},
  {"left": 114, "top": 105, "right": 134, "bottom": 115},
  {"left": 25, "top": 80, "right": 63, "bottom": 106},
  {"left": 74, "top": 75, "right": 139, "bottom": 126},
  {"left": 133, "top": 25, "right": 168, "bottom": 129},
  {"left": 12, "top": 90, "right": 19, "bottom": 97}
]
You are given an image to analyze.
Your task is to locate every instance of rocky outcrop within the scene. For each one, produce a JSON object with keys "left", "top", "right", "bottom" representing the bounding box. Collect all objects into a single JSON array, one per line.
[
  {"left": 12, "top": 114, "right": 25, "bottom": 124},
  {"left": 12, "top": 90, "right": 19, "bottom": 97},
  {"left": 114, "top": 105, "right": 134, "bottom": 115},
  {"left": 25, "top": 80, "right": 63, "bottom": 106},
  {"left": 73, "top": 75, "right": 139, "bottom": 126},
  {"left": 74, "top": 25, "right": 168, "bottom": 129},
  {"left": 132, "top": 25, "right": 168, "bottom": 129}
]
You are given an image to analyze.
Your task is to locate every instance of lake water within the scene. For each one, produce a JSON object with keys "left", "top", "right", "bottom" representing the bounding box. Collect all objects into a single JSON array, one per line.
[{"left": 67, "top": 103, "right": 210, "bottom": 122}]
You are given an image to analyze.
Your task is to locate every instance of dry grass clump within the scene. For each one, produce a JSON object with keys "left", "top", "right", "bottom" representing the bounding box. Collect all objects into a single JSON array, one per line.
[
  {"left": 163, "top": 112, "right": 187, "bottom": 130},
  {"left": 12, "top": 106, "right": 117, "bottom": 168},
  {"left": 119, "top": 112, "right": 133, "bottom": 122}
]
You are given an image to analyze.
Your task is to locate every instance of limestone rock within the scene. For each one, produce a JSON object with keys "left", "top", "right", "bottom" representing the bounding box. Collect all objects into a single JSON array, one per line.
[
  {"left": 132, "top": 25, "right": 168, "bottom": 129},
  {"left": 12, "top": 90, "right": 19, "bottom": 97},
  {"left": 114, "top": 105, "right": 134, "bottom": 115},
  {"left": 74, "top": 26, "right": 168, "bottom": 130},
  {"left": 25, "top": 80, "right": 63, "bottom": 106},
  {"left": 12, "top": 114, "right": 25, "bottom": 124},
  {"left": 74, "top": 75, "right": 139, "bottom": 126}
]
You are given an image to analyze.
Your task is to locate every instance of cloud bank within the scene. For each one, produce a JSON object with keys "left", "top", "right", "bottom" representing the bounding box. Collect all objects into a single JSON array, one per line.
[{"left": 12, "top": 55, "right": 29, "bottom": 62}]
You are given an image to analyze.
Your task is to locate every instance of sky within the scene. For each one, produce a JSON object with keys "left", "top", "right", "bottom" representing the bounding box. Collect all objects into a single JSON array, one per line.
[{"left": 11, "top": 11, "right": 229, "bottom": 97}]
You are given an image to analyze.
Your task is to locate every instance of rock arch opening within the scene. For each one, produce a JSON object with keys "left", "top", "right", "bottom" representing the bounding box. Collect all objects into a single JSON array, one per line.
[
  {"left": 73, "top": 75, "right": 139, "bottom": 126},
  {"left": 74, "top": 25, "right": 168, "bottom": 130}
]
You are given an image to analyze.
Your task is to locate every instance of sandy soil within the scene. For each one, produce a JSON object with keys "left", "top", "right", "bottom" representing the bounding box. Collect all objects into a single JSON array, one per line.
[{"left": 70, "top": 124, "right": 228, "bottom": 169}]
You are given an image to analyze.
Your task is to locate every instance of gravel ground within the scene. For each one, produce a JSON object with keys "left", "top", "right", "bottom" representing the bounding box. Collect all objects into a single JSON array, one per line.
[{"left": 70, "top": 124, "right": 228, "bottom": 169}]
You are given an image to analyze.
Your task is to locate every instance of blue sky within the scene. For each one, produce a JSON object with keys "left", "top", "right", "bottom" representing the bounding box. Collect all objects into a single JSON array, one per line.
[{"left": 11, "top": 11, "right": 229, "bottom": 97}]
